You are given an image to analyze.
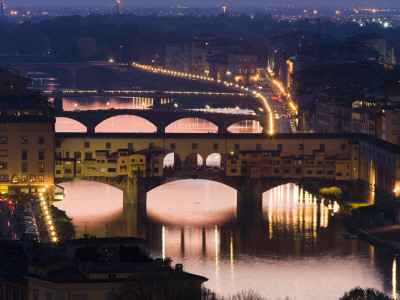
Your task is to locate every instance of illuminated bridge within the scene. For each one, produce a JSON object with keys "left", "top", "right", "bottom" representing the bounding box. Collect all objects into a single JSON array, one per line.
[
  {"left": 54, "top": 132, "right": 400, "bottom": 209},
  {"left": 56, "top": 109, "right": 268, "bottom": 134}
]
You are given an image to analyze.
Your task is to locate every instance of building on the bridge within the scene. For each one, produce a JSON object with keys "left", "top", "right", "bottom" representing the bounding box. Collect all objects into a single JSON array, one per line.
[
  {"left": 0, "top": 71, "right": 55, "bottom": 196},
  {"left": 55, "top": 140, "right": 164, "bottom": 179}
]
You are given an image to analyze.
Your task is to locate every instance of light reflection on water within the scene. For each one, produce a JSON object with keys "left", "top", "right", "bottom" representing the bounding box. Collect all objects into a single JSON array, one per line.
[{"left": 54, "top": 180, "right": 398, "bottom": 300}]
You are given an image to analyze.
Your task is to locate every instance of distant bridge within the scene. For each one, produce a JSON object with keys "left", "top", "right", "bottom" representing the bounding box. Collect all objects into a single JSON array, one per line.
[
  {"left": 56, "top": 109, "right": 267, "bottom": 134},
  {"left": 6, "top": 62, "right": 129, "bottom": 80}
]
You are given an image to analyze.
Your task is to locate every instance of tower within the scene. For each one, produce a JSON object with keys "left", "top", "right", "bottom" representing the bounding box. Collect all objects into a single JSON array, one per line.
[
  {"left": 1, "top": 1, "right": 4, "bottom": 22},
  {"left": 115, "top": 0, "right": 120, "bottom": 14},
  {"left": 222, "top": 4, "right": 226, "bottom": 14}
]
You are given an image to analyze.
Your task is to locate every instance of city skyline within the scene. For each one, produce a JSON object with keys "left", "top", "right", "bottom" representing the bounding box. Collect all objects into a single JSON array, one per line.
[{"left": 5, "top": 0, "right": 400, "bottom": 8}]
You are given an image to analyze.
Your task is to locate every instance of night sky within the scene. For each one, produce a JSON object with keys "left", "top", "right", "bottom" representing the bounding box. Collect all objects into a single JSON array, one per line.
[{"left": 7, "top": 0, "right": 400, "bottom": 7}]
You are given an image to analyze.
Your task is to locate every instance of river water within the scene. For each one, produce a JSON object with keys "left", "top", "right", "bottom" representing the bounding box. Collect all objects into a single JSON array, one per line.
[{"left": 32, "top": 72, "right": 399, "bottom": 299}]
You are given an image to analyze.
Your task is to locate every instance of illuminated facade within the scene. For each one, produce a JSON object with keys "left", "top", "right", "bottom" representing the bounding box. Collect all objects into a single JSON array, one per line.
[{"left": 0, "top": 71, "right": 55, "bottom": 196}]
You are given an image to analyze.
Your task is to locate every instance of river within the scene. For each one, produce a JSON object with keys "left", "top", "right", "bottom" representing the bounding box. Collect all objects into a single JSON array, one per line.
[
  {"left": 32, "top": 71, "right": 399, "bottom": 299},
  {"left": 54, "top": 180, "right": 398, "bottom": 300}
]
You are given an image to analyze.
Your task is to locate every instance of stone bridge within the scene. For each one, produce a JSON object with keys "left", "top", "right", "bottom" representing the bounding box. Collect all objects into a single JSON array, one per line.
[
  {"left": 6, "top": 62, "right": 128, "bottom": 80},
  {"left": 56, "top": 109, "right": 267, "bottom": 134}
]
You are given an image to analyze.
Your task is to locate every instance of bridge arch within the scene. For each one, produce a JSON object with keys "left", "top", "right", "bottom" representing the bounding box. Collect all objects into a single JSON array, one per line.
[
  {"left": 184, "top": 153, "right": 204, "bottom": 170},
  {"left": 206, "top": 153, "right": 222, "bottom": 169},
  {"left": 55, "top": 117, "right": 87, "bottom": 132},
  {"left": 23, "top": 66, "right": 71, "bottom": 80},
  {"left": 165, "top": 117, "right": 218, "bottom": 133},
  {"left": 95, "top": 115, "right": 157, "bottom": 133},
  {"left": 163, "top": 152, "right": 183, "bottom": 170},
  {"left": 227, "top": 120, "right": 263, "bottom": 133}
]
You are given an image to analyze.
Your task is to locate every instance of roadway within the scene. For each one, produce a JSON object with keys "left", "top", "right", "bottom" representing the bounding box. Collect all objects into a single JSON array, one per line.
[{"left": 257, "top": 85, "right": 293, "bottom": 133}]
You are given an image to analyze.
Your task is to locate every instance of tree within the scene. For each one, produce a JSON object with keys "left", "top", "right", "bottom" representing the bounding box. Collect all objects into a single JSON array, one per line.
[
  {"left": 77, "top": 37, "right": 97, "bottom": 60},
  {"left": 339, "top": 287, "right": 394, "bottom": 300}
]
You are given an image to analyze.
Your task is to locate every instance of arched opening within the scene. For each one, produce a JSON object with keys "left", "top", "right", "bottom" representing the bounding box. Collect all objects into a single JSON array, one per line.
[
  {"left": 165, "top": 117, "right": 218, "bottom": 133},
  {"left": 26, "top": 67, "right": 67, "bottom": 90},
  {"left": 228, "top": 120, "right": 262, "bottom": 133},
  {"left": 95, "top": 115, "right": 157, "bottom": 133},
  {"left": 55, "top": 117, "right": 87, "bottom": 132},
  {"left": 184, "top": 153, "right": 203, "bottom": 170},
  {"left": 147, "top": 179, "right": 236, "bottom": 225},
  {"left": 53, "top": 180, "right": 123, "bottom": 237},
  {"left": 163, "top": 153, "right": 183, "bottom": 172},
  {"left": 206, "top": 153, "right": 222, "bottom": 171}
]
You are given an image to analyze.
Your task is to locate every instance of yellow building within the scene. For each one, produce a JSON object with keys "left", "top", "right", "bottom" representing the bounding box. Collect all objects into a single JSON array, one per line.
[{"left": 0, "top": 72, "right": 55, "bottom": 196}]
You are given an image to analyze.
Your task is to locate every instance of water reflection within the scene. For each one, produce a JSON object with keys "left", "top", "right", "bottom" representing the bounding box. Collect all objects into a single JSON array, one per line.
[{"left": 55, "top": 180, "right": 398, "bottom": 299}]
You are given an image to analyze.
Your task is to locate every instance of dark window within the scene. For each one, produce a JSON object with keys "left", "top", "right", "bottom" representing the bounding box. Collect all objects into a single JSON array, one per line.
[
  {"left": 306, "top": 170, "right": 312, "bottom": 175},
  {"left": 298, "top": 144, "right": 304, "bottom": 150},
  {"left": 296, "top": 168, "right": 301, "bottom": 174},
  {"left": 335, "top": 172, "right": 342, "bottom": 176},
  {"left": 0, "top": 137, "right": 7, "bottom": 144},
  {"left": 274, "top": 169, "right": 279, "bottom": 174},
  {"left": 38, "top": 162, "right": 44, "bottom": 173},
  {"left": 84, "top": 142, "right": 90, "bottom": 148},
  {"left": 213, "top": 143, "right": 219, "bottom": 150},
  {"left": 106, "top": 142, "right": 111, "bottom": 149},
  {"left": 39, "top": 149, "right": 45, "bottom": 160},
  {"left": 234, "top": 144, "right": 240, "bottom": 150},
  {"left": 55, "top": 152, "right": 61, "bottom": 159},
  {"left": 22, "top": 162, "right": 27, "bottom": 172},
  {"left": 256, "top": 144, "right": 261, "bottom": 150},
  {"left": 320, "top": 144, "right": 325, "bottom": 151},
  {"left": 108, "top": 159, "right": 117, "bottom": 163},
  {"left": 154, "top": 168, "right": 159, "bottom": 173},
  {"left": 192, "top": 143, "right": 197, "bottom": 149},
  {"left": 65, "top": 152, "right": 69, "bottom": 159},
  {"left": 341, "top": 143, "right": 346, "bottom": 150},
  {"left": 149, "top": 143, "right": 154, "bottom": 149},
  {"left": 21, "top": 136, "right": 28, "bottom": 144},
  {"left": 108, "top": 168, "right": 117, "bottom": 172},
  {"left": 316, "top": 161, "right": 323, "bottom": 166},
  {"left": 0, "top": 162, "right": 6, "bottom": 169},
  {"left": 231, "top": 168, "right": 237, "bottom": 173},
  {"left": 55, "top": 170, "right": 61, "bottom": 175},
  {"left": 0, "top": 175, "right": 8, "bottom": 182},
  {"left": 39, "top": 136, "right": 44, "bottom": 144},
  {"left": 277, "top": 144, "right": 282, "bottom": 150},
  {"left": 171, "top": 143, "right": 176, "bottom": 150},
  {"left": 354, "top": 156, "right": 358, "bottom": 161},
  {"left": 316, "top": 170, "right": 323, "bottom": 175},
  {"left": 327, "top": 170, "right": 334, "bottom": 175},
  {"left": 85, "top": 152, "right": 92, "bottom": 159},
  {"left": 283, "top": 169, "right": 290, "bottom": 174},
  {"left": 128, "top": 143, "right": 133, "bottom": 151},
  {"left": 55, "top": 141, "right": 61, "bottom": 148},
  {"left": 64, "top": 169, "right": 72, "bottom": 174},
  {"left": 0, "top": 149, "right": 7, "bottom": 157},
  {"left": 22, "top": 149, "right": 27, "bottom": 160},
  {"left": 74, "top": 152, "right": 81, "bottom": 159}
]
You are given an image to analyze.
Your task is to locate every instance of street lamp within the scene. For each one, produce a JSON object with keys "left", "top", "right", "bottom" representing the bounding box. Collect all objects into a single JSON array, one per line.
[
  {"left": 107, "top": 102, "right": 110, "bottom": 110},
  {"left": 74, "top": 103, "right": 77, "bottom": 111}
]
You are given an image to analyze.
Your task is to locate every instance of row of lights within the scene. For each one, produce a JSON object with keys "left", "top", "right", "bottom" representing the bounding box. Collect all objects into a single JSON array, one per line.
[
  {"left": 131, "top": 62, "right": 275, "bottom": 135},
  {"left": 44, "top": 89, "right": 245, "bottom": 97},
  {"left": 39, "top": 186, "right": 58, "bottom": 243}
]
